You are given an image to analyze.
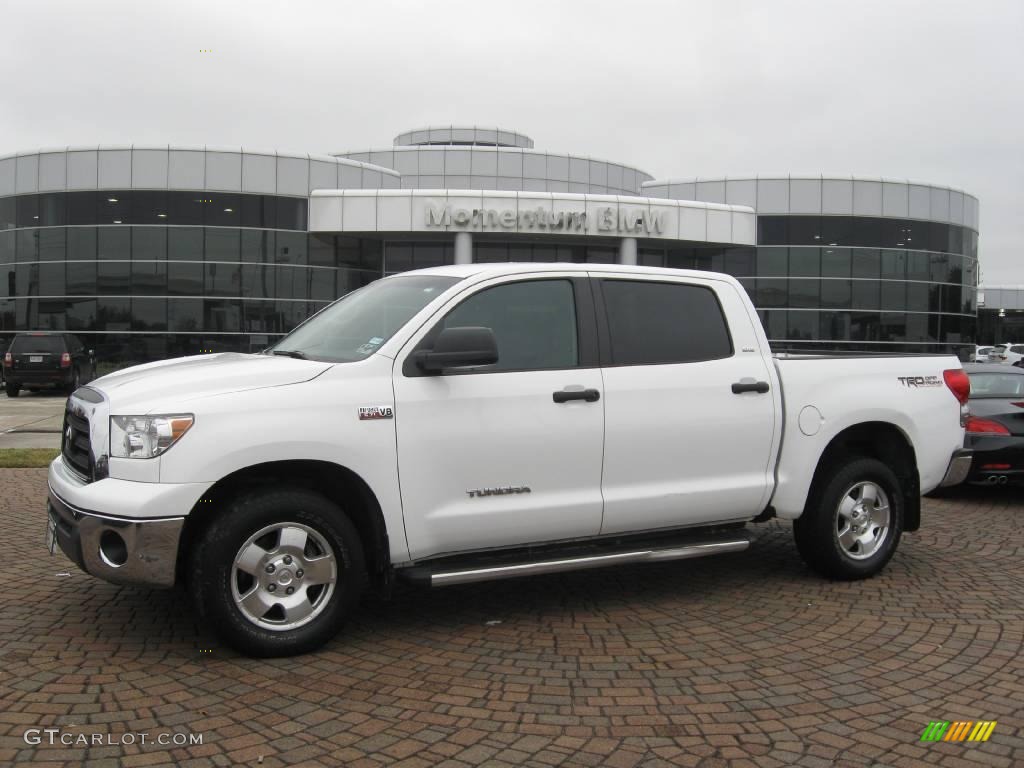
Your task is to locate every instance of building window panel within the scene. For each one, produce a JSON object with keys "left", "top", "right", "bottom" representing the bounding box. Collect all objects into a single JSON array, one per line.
[
  {"left": 168, "top": 227, "right": 203, "bottom": 262},
  {"left": 241, "top": 264, "right": 275, "bottom": 299},
  {"left": 821, "top": 279, "right": 852, "bottom": 309},
  {"left": 131, "top": 191, "right": 169, "bottom": 224},
  {"left": 169, "top": 298, "right": 203, "bottom": 331},
  {"left": 821, "top": 249, "right": 850, "bottom": 278},
  {"left": 16, "top": 230, "right": 38, "bottom": 262},
  {"left": 852, "top": 280, "right": 880, "bottom": 311},
  {"left": 132, "top": 261, "right": 166, "bottom": 295},
  {"left": 97, "top": 297, "right": 132, "bottom": 331},
  {"left": 757, "top": 279, "right": 788, "bottom": 308},
  {"left": 16, "top": 195, "right": 39, "bottom": 228},
  {"left": 66, "top": 298, "right": 97, "bottom": 331},
  {"left": 167, "top": 261, "right": 203, "bottom": 296},
  {"left": 132, "top": 227, "right": 166, "bottom": 261},
  {"left": 66, "top": 192, "right": 97, "bottom": 225},
  {"left": 205, "top": 228, "right": 240, "bottom": 262},
  {"left": 133, "top": 297, "right": 168, "bottom": 331},
  {"left": 789, "top": 279, "right": 820, "bottom": 308},
  {"left": 906, "top": 282, "right": 929, "bottom": 312},
  {"left": 276, "top": 231, "right": 307, "bottom": 265},
  {"left": 880, "top": 281, "right": 906, "bottom": 311},
  {"left": 789, "top": 248, "right": 820, "bottom": 277},
  {"left": 787, "top": 311, "right": 818, "bottom": 340},
  {"left": 98, "top": 227, "right": 131, "bottom": 260},
  {"left": 851, "top": 248, "right": 880, "bottom": 279},
  {"left": 756, "top": 247, "right": 787, "bottom": 277},
  {"left": 38, "top": 193, "right": 66, "bottom": 226},
  {"left": 205, "top": 262, "right": 241, "bottom": 296},
  {"left": 39, "top": 229, "right": 65, "bottom": 262},
  {"left": 0, "top": 197, "right": 15, "bottom": 230}
]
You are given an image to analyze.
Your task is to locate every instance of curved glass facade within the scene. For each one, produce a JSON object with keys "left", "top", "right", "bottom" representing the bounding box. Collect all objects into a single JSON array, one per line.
[
  {"left": 643, "top": 177, "right": 980, "bottom": 354},
  {"left": 0, "top": 140, "right": 981, "bottom": 363},
  {"left": 0, "top": 191, "right": 384, "bottom": 365}
]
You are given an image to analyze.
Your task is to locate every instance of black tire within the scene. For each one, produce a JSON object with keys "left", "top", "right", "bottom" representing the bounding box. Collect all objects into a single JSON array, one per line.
[
  {"left": 794, "top": 456, "right": 903, "bottom": 580},
  {"left": 190, "top": 487, "right": 366, "bottom": 657},
  {"left": 65, "top": 368, "right": 80, "bottom": 395},
  {"left": 5, "top": 383, "right": 19, "bottom": 398}
]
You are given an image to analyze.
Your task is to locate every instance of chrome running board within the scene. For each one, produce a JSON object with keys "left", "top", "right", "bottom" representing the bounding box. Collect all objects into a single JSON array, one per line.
[{"left": 410, "top": 537, "right": 751, "bottom": 588}]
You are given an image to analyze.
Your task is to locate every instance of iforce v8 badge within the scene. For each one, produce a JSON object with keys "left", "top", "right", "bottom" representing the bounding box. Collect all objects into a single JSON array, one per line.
[{"left": 358, "top": 406, "right": 394, "bottom": 420}]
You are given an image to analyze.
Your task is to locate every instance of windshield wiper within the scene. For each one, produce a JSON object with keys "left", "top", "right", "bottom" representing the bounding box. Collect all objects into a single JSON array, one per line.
[{"left": 270, "top": 349, "right": 308, "bottom": 359}]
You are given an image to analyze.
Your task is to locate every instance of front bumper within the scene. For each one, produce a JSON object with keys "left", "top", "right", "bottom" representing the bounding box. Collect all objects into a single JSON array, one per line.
[
  {"left": 48, "top": 488, "right": 184, "bottom": 588},
  {"left": 939, "top": 449, "right": 974, "bottom": 487},
  {"left": 46, "top": 456, "right": 210, "bottom": 588}
]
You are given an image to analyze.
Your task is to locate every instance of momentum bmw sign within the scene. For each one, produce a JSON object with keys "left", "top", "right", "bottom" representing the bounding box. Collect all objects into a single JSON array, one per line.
[{"left": 424, "top": 203, "right": 664, "bottom": 235}]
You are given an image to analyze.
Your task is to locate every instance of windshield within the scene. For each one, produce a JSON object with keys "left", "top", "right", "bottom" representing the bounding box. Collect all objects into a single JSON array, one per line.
[
  {"left": 269, "top": 275, "right": 461, "bottom": 362},
  {"left": 968, "top": 372, "right": 1024, "bottom": 398}
]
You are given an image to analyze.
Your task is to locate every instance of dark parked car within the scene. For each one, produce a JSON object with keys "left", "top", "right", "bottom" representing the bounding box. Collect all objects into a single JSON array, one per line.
[
  {"left": 963, "top": 363, "right": 1024, "bottom": 485},
  {"left": 3, "top": 333, "right": 95, "bottom": 397}
]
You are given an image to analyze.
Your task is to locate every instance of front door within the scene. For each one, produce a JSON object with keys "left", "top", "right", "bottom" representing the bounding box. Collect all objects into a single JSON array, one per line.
[{"left": 393, "top": 275, "right": 605, "bottom": 561}]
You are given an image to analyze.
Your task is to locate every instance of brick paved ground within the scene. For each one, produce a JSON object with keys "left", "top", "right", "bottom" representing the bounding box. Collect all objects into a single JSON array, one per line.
[{"left": 1, "top": 468, "right": 1021, "bottom": 767}]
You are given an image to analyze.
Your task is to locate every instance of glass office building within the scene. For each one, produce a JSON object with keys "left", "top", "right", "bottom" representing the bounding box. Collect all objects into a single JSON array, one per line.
[{"left": 0, "top": 127, "right": 980, "bottom": 364}]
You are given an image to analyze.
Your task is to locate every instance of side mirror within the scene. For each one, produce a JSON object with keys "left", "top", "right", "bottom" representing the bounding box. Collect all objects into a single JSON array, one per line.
[{"left": 414, "top": 326, "right": 498, "bottom": 374}]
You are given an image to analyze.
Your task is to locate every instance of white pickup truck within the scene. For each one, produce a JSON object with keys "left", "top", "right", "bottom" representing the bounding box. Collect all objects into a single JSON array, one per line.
[{"left": 47, "top": 263, "right": 972, "bottom": 656}]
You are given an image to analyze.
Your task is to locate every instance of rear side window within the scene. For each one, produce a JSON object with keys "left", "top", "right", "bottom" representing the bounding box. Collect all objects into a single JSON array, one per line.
[
  {"left": 1011, "top": 346, "right": 1024, "bottom": 354},
  {"left": 10, "top": 335, "right": 65, "bottom": 354},
  {"left": 601, "top": 280, "right": 733, "bottom": 366}
]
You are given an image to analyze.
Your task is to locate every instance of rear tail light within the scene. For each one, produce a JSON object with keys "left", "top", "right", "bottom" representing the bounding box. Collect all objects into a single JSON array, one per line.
[
  {"left": 943, "top": 368, "right": 970, "bottom": 428},
  {"left": 2, "top": 352, "right": 10, "bottom": 367},
  {"left": 60, "top": 352, "right": 71, "bottom": 368},
  {"left": 943, "top": 368, "right": 970, "bottom": 405},
  {"left": 965, "top": 416, "right": 1011, "bottom": 435}
]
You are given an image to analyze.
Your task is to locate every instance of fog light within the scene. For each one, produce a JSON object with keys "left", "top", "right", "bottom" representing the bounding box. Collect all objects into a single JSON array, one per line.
[{"left": 99, "top": 530, "right": 128, "bottom": 567}]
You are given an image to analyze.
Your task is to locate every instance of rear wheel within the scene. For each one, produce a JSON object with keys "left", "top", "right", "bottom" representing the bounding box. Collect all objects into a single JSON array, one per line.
[
  {"left": 189, "top": 487, "right": 366, "bottom": 657},
  {"left": 5, "top": 383, "right": 19, "bottom": 398},
  {"left": 794, "top": 457, "right": 903, "bottom": 580},
  {"left": 65, "top": 368, "right": 80, "bottom": 395}
]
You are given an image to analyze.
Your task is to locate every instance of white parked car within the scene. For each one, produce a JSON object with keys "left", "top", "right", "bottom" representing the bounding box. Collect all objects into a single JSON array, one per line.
[
  {"left": 971, "top": 345, "right": 995, "bottom": 363},
  {"left": 989, "top": 344, "right": 1024, "bottom": 365},
  {"left": 47, "top": 264, "right": 971, "bottom": 656}
]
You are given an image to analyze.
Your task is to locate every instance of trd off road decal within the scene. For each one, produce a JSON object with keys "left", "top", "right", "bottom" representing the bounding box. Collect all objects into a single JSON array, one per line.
[{"left": 898, "top": 375, "right": 942, "bottom": 388}]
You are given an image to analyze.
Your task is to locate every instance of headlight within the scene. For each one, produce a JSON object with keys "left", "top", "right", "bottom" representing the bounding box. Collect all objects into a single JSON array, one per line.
[{"left": 110, "top": 414, "right": 194, "bottom": 459}]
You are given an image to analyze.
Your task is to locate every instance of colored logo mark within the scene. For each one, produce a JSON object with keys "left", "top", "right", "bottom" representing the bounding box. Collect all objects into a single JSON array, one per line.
[{"left": 921, "top": 721, "right": 997, "bottom": 742}]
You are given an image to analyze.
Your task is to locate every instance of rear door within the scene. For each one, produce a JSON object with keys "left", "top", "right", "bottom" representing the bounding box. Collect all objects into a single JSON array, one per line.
[
  {"left": 595, "top": 274, "right": 777, "bottom": 534},
  {"left": 393, "top": 274, "right": 606, "bottom": 560}
]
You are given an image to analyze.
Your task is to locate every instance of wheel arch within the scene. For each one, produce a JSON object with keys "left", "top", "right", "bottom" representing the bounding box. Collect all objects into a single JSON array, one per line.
[
  {"left": 806, "top": 421, "right": 921, "bottom": 532},
  {"left": 177, "top": 460, "right": 392, "bottom": 590}
]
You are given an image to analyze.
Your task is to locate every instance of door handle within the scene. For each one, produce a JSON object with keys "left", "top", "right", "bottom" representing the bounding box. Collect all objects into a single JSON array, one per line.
[
  {"left": 731, "top": 380, "right": 770, "bottom": 394},
  {"left": 553, "top": 388, "right": 601, "bottom": 403}
]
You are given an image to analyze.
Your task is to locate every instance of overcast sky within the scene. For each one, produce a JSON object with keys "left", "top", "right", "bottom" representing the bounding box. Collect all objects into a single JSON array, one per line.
[{"left": 2, "top": 0, "right": 1021, "bottom": 284}]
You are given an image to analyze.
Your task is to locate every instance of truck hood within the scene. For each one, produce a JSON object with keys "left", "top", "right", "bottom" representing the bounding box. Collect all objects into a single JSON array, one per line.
[{"left": 89, "top": 353, "right": 333, "bottom": 411}]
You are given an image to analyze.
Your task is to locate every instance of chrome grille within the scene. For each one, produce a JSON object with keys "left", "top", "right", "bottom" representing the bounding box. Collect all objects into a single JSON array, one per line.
[{"left": 62, "top": 409, "right": 92, "bottom": 481}]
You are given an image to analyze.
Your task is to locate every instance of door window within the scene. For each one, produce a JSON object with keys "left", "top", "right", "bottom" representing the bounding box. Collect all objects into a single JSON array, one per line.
[
  {"left": 601, "top": 280, "right": 733, "bottom": 366},
  {"left": 435, "top": 279, "right": 578, "bottom": 372}
]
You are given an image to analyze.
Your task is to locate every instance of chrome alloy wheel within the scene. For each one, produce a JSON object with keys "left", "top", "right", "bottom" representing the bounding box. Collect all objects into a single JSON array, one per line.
[
  {"left": 230, "top": 523, "right": 337, "bottom": 631},
  {"left": 835, "top": 481, "right": 891, "bottom": 560}
]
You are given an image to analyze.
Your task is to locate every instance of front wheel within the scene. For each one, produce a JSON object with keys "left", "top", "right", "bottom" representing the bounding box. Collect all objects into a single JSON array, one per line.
[
  {"left": 794, "top": 457, "right": 903, "bottom": 580},
  {"left": 190, "top": 487, "right": 366, "bottom": 657}
]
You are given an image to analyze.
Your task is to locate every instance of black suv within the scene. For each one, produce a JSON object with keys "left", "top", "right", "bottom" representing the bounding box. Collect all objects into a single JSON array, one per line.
[{"left": 3, "top": 333, "right": 95, "bottom": 397}]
